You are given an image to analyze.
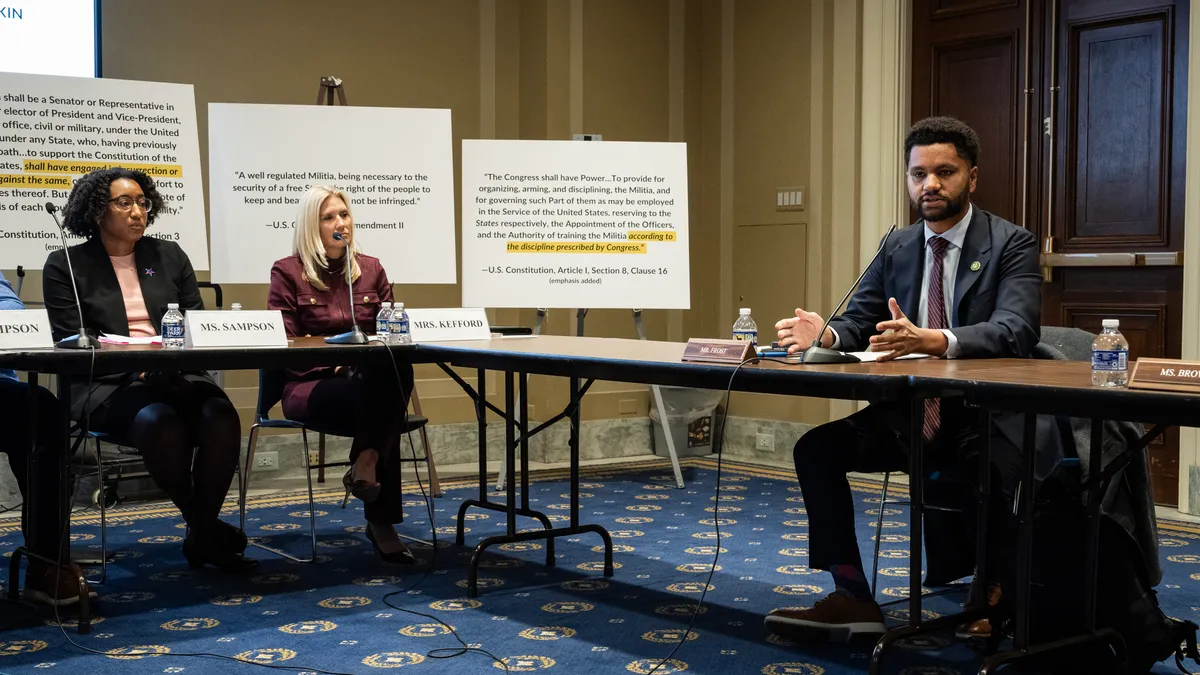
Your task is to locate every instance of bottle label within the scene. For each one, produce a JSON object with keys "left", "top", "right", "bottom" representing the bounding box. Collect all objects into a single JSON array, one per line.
[
  {"left": 1092, "top": 349, "right": 1128, "bottom": 371},
  {"left": 393, "top": 318, "right": 409, "bottom": 333},
  {"left": 733, "top": 329, "right": 757, "bottom": 344},
  {"left": 163, "top": 323, "right": 185, "bottom": 340},
  {"left": 377, "top": 320, "right": 389, "bottom": 333}
]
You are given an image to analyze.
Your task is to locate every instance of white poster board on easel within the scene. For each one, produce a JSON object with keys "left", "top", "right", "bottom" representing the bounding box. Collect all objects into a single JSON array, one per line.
[
  {"left": 0, "top": 72, "right": 208, "bottom": 269},
  {"left": 207, "top": 103, "right": 456, "bottom": 284},
  {"left": 460, "top": 140, "right": 690, "bottom": 309}
]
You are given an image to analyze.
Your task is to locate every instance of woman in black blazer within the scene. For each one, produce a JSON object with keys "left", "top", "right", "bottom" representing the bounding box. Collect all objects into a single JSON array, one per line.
[{"left": 43, "top": 168, "right": 255, "bottom": 573}]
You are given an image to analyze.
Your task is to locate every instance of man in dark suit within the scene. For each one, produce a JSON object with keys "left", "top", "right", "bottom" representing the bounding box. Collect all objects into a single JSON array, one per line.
[{"left": 765, "top": 117, "right": 1046, "bottom": 642}]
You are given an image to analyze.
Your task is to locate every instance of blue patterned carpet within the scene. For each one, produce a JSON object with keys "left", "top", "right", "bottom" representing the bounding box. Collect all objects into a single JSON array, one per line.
[{"left": 0, "top": 457, "right": 1195, "bottom": 674}]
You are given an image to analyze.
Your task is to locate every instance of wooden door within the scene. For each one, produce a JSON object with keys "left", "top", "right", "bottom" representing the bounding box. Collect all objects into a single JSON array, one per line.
[
  {"left": 1042, "top": 0, "right": 1187, "bottom": 505},
  {"left": 911, "top": 0, "right": 1189, "bottom": 505}
]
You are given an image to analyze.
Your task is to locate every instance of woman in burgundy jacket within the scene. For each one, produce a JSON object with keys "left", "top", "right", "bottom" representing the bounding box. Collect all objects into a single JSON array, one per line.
[{"left": 267, "top": 186, "right": 415, "bottom": 564}]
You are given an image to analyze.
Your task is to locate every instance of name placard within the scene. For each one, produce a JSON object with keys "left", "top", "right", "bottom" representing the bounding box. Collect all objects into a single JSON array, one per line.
[
  {"left": 0, "top": 309, "right": 53, "bottom": 351},
  {"left": 183, "top": 310, "right": 288, "bottom": 349},
  {"left": 1129, "top": 358, "right": 1200, "bottom": 394},
  {"left": 407, "top": 308, "right": 492, "bottom": 342},
  {"left": 681, "top": 338, "right": 753, "bottom": 364}
]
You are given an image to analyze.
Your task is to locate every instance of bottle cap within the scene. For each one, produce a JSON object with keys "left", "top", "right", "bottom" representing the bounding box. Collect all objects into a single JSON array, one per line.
[
  {"left": 395, "top": 302, "right": 405, "bottom": 310},
  {"left": 167, "top": 303, "right": 179, "bottom": 310},
  {"left": 739, "top": 308, "right": 751, "bottom": 314},
  {"left": 231, "top": 303, "right": 242, "bottom": 310},
  {"left": 1102, "top": 319, "right": 1120, "bottom": 328}
]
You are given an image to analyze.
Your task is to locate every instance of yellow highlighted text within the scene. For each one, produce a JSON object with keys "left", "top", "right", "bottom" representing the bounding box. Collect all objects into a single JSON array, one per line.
[
  {"left": 24, "top": 159, "right": 184, "bottom": 179},
  {"left": 506, "top": 241, "right": 647, "bottom": 254},
  {"left": 626, "top": 231, "right": 677, "bottom": 242},
  {"left": 0, "top": 173, "right": 73, "bottom": 189}
]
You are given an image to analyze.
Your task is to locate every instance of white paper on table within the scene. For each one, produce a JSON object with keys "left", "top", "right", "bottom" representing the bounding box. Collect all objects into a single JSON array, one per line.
[
  {"left": 849, "top": 351, "right": 930, "bottom": 362},
  {"left": 99, "top": 334, "right": 162, "bottom": 345}
]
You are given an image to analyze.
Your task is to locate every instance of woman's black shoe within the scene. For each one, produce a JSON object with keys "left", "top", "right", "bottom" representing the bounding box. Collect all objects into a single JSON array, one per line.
[
  {"left": 342, "top": 469, "right": 381, "bottom": 506},
  {"left": 366, "top": 526, "right": 417, "bottom": 565},
  {"left": 183, "top": 528, "right": 259, "bottom": 572},
  {"left": 211, "top": 519, "right": 248, "bottom": 553}
]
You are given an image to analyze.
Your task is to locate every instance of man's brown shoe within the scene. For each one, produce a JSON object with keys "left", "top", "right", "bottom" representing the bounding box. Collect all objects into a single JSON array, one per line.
[
  {"left": 24, "top": 561, "right": 96, "bottom": 607},
  {"left": 765, "top": 592, "right": 887, "bottom": 643},
  {"left": 955, "top": 582, "right": 1002, "bottom": 641}
]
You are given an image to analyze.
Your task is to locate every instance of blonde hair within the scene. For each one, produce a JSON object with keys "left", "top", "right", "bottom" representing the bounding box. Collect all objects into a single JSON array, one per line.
[{"left": 293, "top": 185, "right": 361, "bottom": 291}]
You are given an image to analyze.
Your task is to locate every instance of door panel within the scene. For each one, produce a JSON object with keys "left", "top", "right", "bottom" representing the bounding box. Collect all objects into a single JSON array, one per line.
[
  {"left": 933, "top": 0, "right": 1020, "bottom": 17},
  {"left": 1064, "top": 14, "right": 1170, "bottom": 247},
  {"left": 1059, "top": 304, "right": 1166, "bottom": 359}
]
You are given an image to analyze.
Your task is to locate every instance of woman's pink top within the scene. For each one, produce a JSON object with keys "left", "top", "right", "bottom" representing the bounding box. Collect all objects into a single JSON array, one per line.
[{"left": 110, "top": 253, "right": 156, "bottom": 337}]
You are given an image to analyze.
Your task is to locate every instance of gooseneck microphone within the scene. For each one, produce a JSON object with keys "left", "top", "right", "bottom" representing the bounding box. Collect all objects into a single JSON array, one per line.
[
  {"left": 44, "top": 202, "right": 100, "bottom": 350},
  {"left": 324, "top": 231, "right": 368, "bottom": 345},
  {"left": 801, "top": 223, "right": 897, "bottom": 364}
]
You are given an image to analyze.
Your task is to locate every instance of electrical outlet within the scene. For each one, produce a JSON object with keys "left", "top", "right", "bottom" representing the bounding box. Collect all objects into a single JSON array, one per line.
[
  {"left": 755, "top": 433, "right": 775, "bottom": 451},
  {"left": 255, "top": 451, "right": 279, "bottom": 471},
  {"left": 308, "top": 450, "right": 321, "bottom": 466}
]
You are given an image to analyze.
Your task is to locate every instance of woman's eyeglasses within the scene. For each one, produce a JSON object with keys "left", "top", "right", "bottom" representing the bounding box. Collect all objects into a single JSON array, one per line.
[{"left": 108, "top": 196, "right": 153, "bottom": 213}]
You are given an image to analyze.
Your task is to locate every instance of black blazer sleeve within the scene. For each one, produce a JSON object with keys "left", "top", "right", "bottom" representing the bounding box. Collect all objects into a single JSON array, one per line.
[
  {"left": 951, "top": 226, "right": 1041, "bottom": 358},
  {"left": 43, "top": 249, "right": 82, "bottom": 342}
]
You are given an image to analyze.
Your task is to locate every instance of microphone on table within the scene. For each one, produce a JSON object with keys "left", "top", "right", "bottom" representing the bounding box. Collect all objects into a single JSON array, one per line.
[
  {"left": 324, "top": 231, "right": 368, "bottom": 345},
  {"left": 45, "top": 202, "right": 101, "bottom": 350},
  {"left": 801, "top": 223, "right": 897, "bottom": 364}
]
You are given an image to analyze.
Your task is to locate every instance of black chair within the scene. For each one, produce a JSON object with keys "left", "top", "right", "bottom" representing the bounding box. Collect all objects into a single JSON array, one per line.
[
  {"left": 238, "top": 370, "right": 436, "bottom": 562},
  {"left": 67, "top": 426, "right": 146, "bottom": 582}
]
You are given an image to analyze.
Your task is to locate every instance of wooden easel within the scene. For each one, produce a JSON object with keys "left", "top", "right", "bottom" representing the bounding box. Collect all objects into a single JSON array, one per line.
[
  {"left": 306, "top": 76, "right": 442, "bottom": 498},
  {"left": 316, "top": 76, "right": 348, "bottom": 106}
]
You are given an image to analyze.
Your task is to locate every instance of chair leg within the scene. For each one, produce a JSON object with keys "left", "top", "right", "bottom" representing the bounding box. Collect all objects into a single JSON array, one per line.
[
  {"left": 301, "top": 429, "right": 317, "bottom": 562},
  {"left": 341, "top": 433, "right": 352, "bottom": 509},
  {"left": 244, "top": 427, "right": 317, "bottom": 564},
  {"left": 240, "top": 425, "right": 260, "bottom": 532},
  {"left": 317, "top": 433, "right": 326, "bottom": 484},
  {"left": 418, "top": 426, "right": 442, "bottom": 498},
  {"left": 95, "top": 437, "right": 107, "bottom": 585},
  {"left": 871, "top": 471, "right": 891, "bottom": 597},
  {"left": 408, "top": 387, "right": 441, "bottom": 498}
]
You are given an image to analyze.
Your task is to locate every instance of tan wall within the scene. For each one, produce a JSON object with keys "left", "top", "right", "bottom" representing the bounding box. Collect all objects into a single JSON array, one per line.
[
  {"left": 725, "top": 0, "right": 828, "bottom": 423},
  {"left": 2, "top": 0, "right": 874, "bottom": 433}
]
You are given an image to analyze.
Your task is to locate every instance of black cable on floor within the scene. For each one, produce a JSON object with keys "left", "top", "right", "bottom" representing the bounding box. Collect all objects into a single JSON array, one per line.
[
  {"left": 370, "top": 338, "right": 511, "bottom": 673},
  {"left": 645, "top": 357, "right": 762, "bottom": 675}
]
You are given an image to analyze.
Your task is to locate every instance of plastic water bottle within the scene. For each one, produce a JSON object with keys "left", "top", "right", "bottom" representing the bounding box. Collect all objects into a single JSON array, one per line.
[
  {"left": 161, "top": 303, "right": 186, "bottom": 350},
  {"left": 732, "top": 308, "right": 758, "bottom": 346},
  {"left": 231, "top": 303, "right": 242, "bottom": 311},
  {"left": 376, "top": 302, "right": 393, "bottom": 341},
  {"left": 391, "top": 302, "right": 411, "bottom": 345},
  {"left": 1092, "top": 319, "right": 1129, "bottom": 388}
]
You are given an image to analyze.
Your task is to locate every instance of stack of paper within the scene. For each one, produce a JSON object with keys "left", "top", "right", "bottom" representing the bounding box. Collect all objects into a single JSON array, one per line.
[
  {"left": 849, "top": 351, "right": 930, "bottom": 362},
  {"left": 99, "top": 334, "right": 162, "bottom": 345}
]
